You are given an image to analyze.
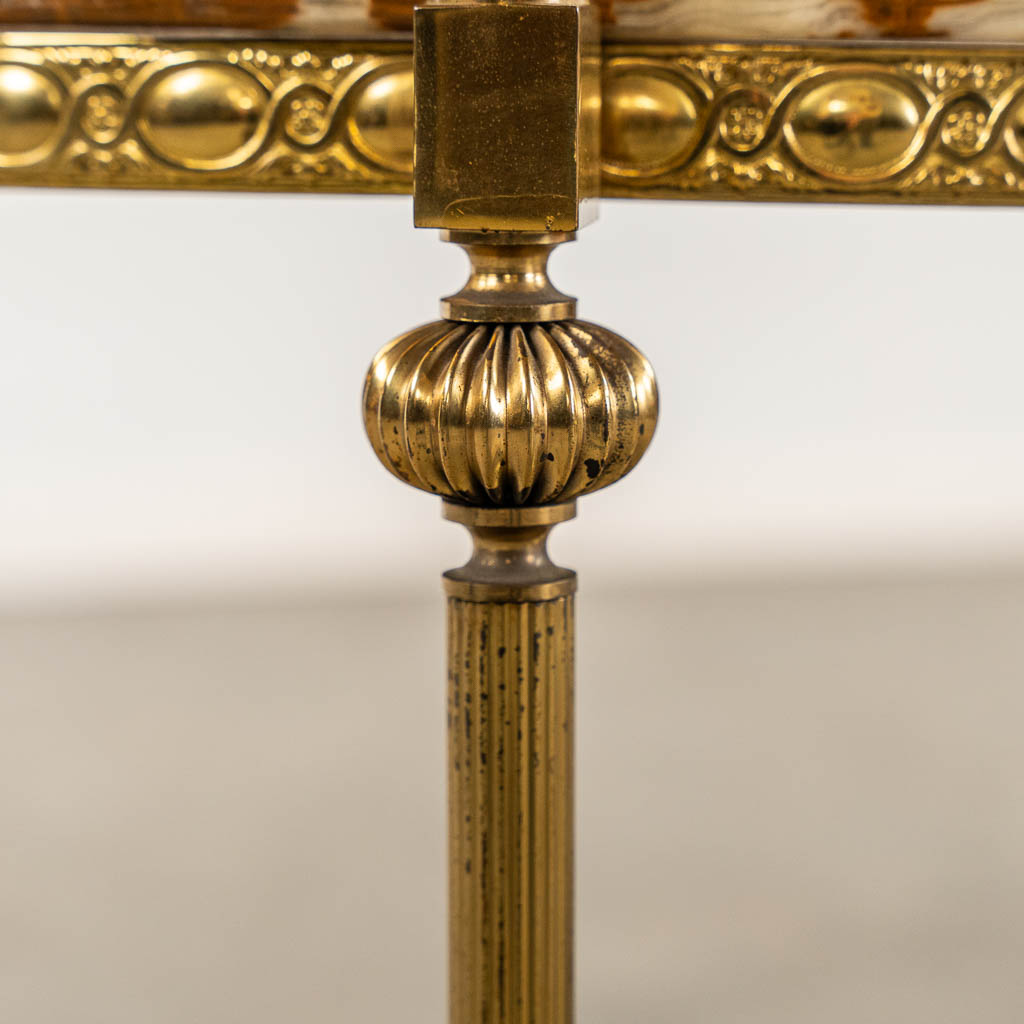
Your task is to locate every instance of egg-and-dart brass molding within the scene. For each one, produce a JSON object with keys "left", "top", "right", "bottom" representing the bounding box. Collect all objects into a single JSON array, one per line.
[{"left": 5, "top": 33, "right": 1024, "bottom": 203}]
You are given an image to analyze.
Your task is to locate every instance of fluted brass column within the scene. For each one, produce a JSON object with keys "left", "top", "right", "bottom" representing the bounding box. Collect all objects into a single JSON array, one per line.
[
  {"left": 445, "top": 503, "right": 576, "bottom": 1023},
  {"left": 362, "top": 3, "right": 657, "bottom": 1021}
]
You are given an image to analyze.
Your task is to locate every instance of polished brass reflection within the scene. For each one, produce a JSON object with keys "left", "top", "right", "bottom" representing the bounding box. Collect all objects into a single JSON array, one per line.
[
  {"left": 785, "top": 74, "right": 924, "bottom": 182},
  {"left": 601, "top": 63, "right": 702, "bottom": 175},
  {"left": 347, "top": 65, "right": 414, "bottom": 174},
  {"left": 0, "top": 62, "right": 62, "bottom": 167},
  {"left": 6, "top": 34, "right": 1024, "bottom": 203},
  {"left": 0, "top": 38, "right": 417, "bottom": 193},
  {"left": 440, "top": 232, "right": 579, "bottom": 324},
  {"left": 597, "top": 43, "right": 1024, "bottom": 202},
  {"left": 137, "top": 64, "right": 267, "bottom": 169}
]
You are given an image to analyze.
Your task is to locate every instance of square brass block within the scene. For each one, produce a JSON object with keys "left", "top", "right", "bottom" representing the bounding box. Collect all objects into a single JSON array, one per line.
[{"left": 413, "top": 0, "right": 600, "bottom": 232}]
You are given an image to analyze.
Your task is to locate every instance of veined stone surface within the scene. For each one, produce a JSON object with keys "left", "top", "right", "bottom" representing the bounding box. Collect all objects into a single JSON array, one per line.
[
  {"left": 3, "top": 0, "right": 1024, "bottom": 42},
  {"left": 605, "top": 0, "right": 1024, "bottom": 42}
]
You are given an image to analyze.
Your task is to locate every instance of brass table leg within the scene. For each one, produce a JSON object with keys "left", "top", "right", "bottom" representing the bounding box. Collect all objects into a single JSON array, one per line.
[
  {"left": 364, "top": 233, "right": 657, "bottom": 1022},
  {"left": 362, "top": 4, "right": 657, "bottom": 1020},
  {"left": 445, "top": 503, "right": 576, "bottom": 1024}
]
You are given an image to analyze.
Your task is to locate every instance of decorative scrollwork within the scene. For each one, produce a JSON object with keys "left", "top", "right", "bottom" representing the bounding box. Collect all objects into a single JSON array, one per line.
[
  {"left": 0, "top": 38, "right": 414, "bottom": 192},
  {"left": 601, "top": 44, "right": 1024, "bottom": 202},
  {"left": 6, "top": 35, "right": 1024, "bottom": 203}
]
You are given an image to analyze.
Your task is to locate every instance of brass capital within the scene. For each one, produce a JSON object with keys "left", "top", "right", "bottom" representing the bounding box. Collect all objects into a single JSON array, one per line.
[{"left": 413, "top": 0, "right": 600, "bottom": 234}]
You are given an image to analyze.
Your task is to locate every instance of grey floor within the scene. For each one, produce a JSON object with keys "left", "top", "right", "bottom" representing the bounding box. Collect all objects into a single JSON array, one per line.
[{"left": 2, "top": 573, "right": 1023, "bottom": 1023}]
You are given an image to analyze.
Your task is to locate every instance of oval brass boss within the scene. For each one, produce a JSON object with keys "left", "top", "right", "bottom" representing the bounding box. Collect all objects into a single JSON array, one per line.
[
  {"left": 137, "top": 63, "right": 267, "bottom": 170},
  {"left": 786, "top": 75, "right": 923, "bottom": 182},
  {"left": 601, "top": 66, "right": 703, "bottom": 176},
  {"left": 0, "top": 63, "right": 64, "bottom": 166},
  {"left": 348, "top": 64, "right": 415, "bottom": 174}
]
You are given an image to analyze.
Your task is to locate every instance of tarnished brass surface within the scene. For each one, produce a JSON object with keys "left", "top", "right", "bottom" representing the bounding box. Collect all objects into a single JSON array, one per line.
[
  {"left": 447, "top": 588, "right": 574, "bottom": 1024},
  {"left": 443, "top": 502, "right": 576, "bottom": 1024},
  {"left": 7, "top": 34, "right": 1024, "bottom": 202},
  {"left": 443, "top": 501, "right": 577, "bottom": 603},
  {"left": 413, "top": 0, "right": 599, "bottom": 232}
]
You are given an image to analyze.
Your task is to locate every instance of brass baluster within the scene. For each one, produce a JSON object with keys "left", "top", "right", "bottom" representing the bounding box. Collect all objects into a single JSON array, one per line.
[{"left": 362, "top": 3, "right": 657, "bottom": 1020}]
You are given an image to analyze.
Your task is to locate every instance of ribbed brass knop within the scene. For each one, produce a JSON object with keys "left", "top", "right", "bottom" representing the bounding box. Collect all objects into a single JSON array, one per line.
[{"left": 363, "top": 318, "right": 658, "bottom": 507}]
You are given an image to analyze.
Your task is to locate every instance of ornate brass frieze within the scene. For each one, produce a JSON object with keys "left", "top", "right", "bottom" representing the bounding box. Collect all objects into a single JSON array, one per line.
[
  {"left": 601, "top": 43, "right": 1024, "bottom": 204},
  {"left": 0, "top": 35, "right": 414, "bottom": 193},
  {"left": 5, "top": 34, "right": 1024, "bottom": 203}
]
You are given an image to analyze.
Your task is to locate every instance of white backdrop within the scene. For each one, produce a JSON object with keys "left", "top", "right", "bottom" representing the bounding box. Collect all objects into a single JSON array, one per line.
[{"left": 3, "top": 191, "right": 1024, "bottom": 606}]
